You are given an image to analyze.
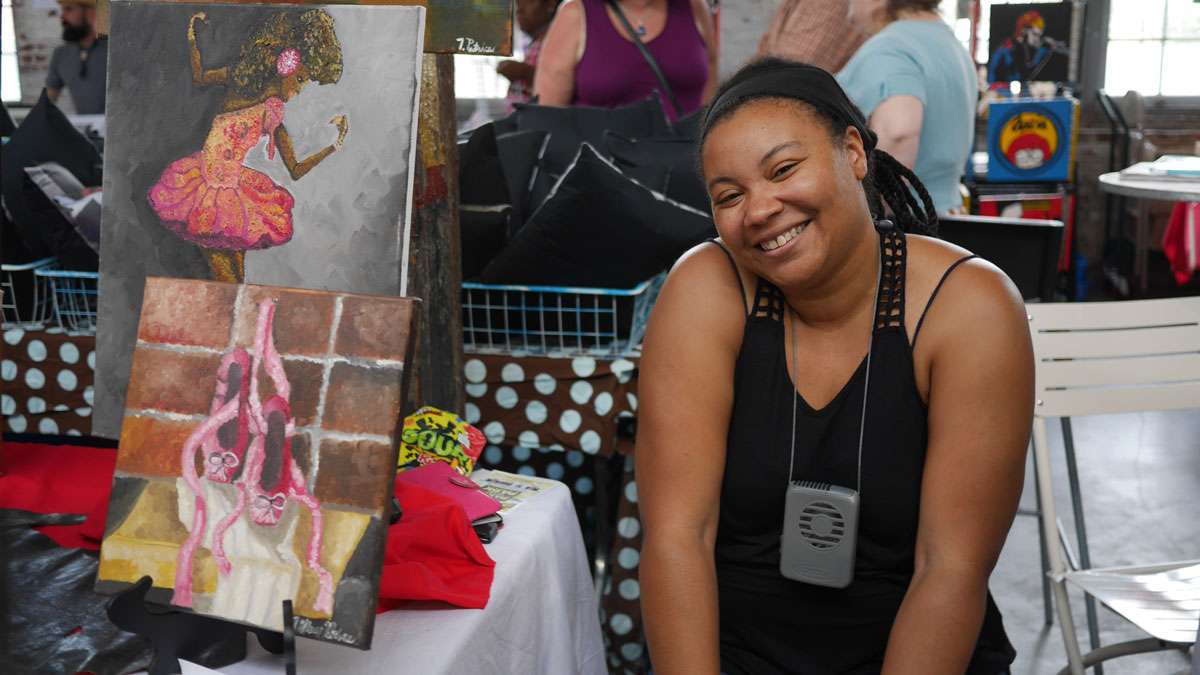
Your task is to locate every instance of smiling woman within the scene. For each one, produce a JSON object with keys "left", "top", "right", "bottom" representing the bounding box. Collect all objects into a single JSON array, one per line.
[{"left": 635, "top": 59, "right": 1034, "bottom": 675}]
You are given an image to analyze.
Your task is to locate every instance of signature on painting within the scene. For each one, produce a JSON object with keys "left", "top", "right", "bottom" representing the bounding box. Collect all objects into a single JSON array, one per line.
[
  {"left": 456, "top": 36, "right": 496, "bottom": 54},
  {"left": 293, "top": 616, "right": 358, "bottom": 645}
]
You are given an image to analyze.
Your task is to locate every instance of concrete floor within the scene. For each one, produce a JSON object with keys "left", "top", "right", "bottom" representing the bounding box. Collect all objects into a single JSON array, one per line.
[{"left": 989, "top": 409, "right": 1200, "bottom": 674}]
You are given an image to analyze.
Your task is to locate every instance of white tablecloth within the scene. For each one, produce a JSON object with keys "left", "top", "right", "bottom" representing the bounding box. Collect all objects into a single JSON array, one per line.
[{"left": 220, "top": 479, "right": 606, "bottom": 675}]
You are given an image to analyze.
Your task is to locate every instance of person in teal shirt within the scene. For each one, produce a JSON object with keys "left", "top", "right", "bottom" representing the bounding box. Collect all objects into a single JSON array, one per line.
[{"left": 838, "top": 0, "right": 977, "bottom": 214}]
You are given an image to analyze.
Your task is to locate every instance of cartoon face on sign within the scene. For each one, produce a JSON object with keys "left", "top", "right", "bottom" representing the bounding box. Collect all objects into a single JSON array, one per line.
[{"left": 997, "top": 110, "right": 1060, "bottom": 173}]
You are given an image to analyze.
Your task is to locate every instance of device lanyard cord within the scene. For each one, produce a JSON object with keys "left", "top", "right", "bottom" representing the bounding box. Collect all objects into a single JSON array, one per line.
[
  {"left": 855, "top": 320, "right": 875, "bottom": 495},
  {"left": 788, "top": 311, "right": 798, "bottom": 489},
  {"left": 786, "top": 239, "right": 883, "bottom": 496}
]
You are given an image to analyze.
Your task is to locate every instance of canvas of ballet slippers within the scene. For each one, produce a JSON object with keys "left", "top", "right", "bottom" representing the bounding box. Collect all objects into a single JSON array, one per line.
[{"left": 95, "top": 277, "right": 418, "bottom": 649}]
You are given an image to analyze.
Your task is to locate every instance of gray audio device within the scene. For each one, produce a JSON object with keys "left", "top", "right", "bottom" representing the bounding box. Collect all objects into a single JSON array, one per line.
[
  {"left": 778, "top": 239, "right": 882, "bottom": 589},
  {"left": 781, "top": 480, "right": 860, "bottom": 588}
]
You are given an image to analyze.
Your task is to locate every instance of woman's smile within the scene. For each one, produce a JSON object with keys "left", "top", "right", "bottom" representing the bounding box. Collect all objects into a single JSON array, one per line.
[{"left": 757, "top": 219, "right": 812, "bottom": 254}]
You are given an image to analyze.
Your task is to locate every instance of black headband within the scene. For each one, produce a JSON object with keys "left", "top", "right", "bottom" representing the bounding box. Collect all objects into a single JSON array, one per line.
[{"left": 702, "top": 62, "right": 877, "bottom": 153}]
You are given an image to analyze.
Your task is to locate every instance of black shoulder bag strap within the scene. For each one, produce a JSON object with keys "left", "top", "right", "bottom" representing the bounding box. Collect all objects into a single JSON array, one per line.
[{"left": 605, "top": 0, "right": 684, "bottom": 119}]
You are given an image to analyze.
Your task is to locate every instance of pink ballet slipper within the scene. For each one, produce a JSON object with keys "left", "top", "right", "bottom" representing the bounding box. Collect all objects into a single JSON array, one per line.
[
  {"left": 173, "top": 394, "right": 241, "bottom": 607},
  {"left": 249, "top": 396, "right": 296, "bottom": 527},
  {"left": 214, "top": 298, "right": 334, "bottom": 613},
  {"left": 202, "top": 348, "right": 252, "bottom": 483},
  {"left": 246, "top": 395, "right": 334, "bottom": 613}
]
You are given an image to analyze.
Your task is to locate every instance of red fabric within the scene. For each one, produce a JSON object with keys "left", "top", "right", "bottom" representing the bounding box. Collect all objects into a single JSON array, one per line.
[
  {"left": 376, "top": 480, "right": 496, "bottom": 612},
  {"left": 0, "top": 442, "right": 116, "bottom": 550},
  {"left": 1162, "top": 202, "right": 1200, "bottom": 286}
]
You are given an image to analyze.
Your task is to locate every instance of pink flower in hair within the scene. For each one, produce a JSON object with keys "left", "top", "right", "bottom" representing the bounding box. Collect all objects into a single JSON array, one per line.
[{"left": 276, "top": 48, "right": 301, "bottom": 77}]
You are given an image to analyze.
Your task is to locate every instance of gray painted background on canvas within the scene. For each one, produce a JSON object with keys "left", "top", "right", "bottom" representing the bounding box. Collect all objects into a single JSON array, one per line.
[{"left": 95, "top": 2, "right": 423, "bottom": 437}]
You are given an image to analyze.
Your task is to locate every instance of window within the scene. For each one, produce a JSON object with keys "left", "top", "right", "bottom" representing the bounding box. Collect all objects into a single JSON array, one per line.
[
  {"left": 1105, "top": 0, "right": 1200, "bottom": 96},
  {"left": 2, "top": 0, "right": 20, "bottom": 103},
  {"left": 936, "top": 0, "right": 975, "bottom": 55}
]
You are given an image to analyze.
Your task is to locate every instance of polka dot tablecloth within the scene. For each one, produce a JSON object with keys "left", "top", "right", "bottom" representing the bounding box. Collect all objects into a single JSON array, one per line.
[
  {"left": 465, "top": 353, "right": 649, "bottom": 674},
  {"left": 2, "top": 327, "right": 95, "bottom": 436}
]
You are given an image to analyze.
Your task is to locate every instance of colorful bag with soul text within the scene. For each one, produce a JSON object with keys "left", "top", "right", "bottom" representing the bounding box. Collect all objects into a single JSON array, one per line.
[{"left": 397, "top": 406, "right": 486, "bottom": 476}]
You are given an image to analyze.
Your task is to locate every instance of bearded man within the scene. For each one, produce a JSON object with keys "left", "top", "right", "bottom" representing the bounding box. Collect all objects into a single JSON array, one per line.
[{"left": 46, "top": 0, "right": 108, "bottom": 114}]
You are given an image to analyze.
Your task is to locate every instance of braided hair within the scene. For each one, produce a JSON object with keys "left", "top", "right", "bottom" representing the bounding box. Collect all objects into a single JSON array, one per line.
[{"left": 700, "top": 57, "right": 938, "bottom": 236}]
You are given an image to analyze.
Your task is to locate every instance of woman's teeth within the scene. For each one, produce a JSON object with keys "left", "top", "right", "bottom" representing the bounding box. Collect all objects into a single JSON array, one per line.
[{"left": 760, "top": 223, "right": 807, "bottom": 251}]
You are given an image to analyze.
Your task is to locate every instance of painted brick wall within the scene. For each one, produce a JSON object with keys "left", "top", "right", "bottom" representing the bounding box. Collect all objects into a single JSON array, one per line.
[{"left": 117, "top": 277, "right": 417, "bottom": 516}]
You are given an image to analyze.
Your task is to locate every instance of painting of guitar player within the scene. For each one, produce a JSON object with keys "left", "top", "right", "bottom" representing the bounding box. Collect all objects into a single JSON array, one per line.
[
  {"left": 987, "top": 2, "right": 1072, "bottom": 89},
  {"left": 96, "top": 277, "right": 418, "bottom": 648},
  {"left": 95, "top": 2, "right": 424, "bottom": 438}
]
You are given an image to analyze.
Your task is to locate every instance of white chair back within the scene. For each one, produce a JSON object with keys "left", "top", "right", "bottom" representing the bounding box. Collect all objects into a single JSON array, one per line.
[
  {"left": 1027, "top": 297, "right": 1200, "bottom": 418},
  {"left": 1028, "top": 297, "right": 1200, "bottom": 673}
]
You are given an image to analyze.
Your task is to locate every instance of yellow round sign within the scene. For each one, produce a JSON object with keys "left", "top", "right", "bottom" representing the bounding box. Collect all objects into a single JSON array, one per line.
[{"left": 998, "top": 111, "right": 1059, "bottom": 171}]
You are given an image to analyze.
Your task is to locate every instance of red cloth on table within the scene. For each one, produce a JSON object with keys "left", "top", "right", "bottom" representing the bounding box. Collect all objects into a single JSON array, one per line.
[
  {"left": 376, "top": 479, "right": 496, "bottom": 612},
  {"left": 1163, "top": 202, "right": 1200, "bottom": 286},
  {"left": 0, "top": 441, "right": 115, "bottom": 549},
  {"left": 1, "top": 441, "right": 495, "bottom": 611}
]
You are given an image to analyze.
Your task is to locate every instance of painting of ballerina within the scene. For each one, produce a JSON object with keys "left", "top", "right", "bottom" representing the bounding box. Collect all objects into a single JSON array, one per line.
[
  {"left": 148, "top": 9, "right": 350, "bottom": 282},
  {"left": 96, "top": 277, "right": 418, "bottom": 649},
  {"left": 95, "top": 1, "right": 425, "bottom": 438}
]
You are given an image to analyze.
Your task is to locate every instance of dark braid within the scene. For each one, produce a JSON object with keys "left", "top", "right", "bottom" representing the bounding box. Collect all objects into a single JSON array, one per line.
[{"left": 869, "top": 150, "right": 938, "bottom": 236}]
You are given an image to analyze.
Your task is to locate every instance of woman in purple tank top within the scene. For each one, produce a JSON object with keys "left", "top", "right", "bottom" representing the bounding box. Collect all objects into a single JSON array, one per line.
[{"left": 533, "top": 0, "right": 716, "bottom": 121}]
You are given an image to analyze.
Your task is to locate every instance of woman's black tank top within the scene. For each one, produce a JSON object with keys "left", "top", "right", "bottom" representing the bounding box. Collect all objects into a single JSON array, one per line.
[{"left": 712, "top": 225, "right": 1015, "bottom": 674}]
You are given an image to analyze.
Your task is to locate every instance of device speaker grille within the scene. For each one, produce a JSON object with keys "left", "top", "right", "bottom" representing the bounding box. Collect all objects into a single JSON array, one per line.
[{"left": 796, "top": 501, "right": 846, "bottom": 550}]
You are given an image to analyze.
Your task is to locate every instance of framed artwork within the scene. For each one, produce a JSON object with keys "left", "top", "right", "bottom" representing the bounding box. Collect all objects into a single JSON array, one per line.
[
  {"left": 95, "top": 277, "right": 418, "bottom": 648},
  {"left": 987, "top": 2, "right": 1073, "bottom": 86},
  {"left": 95, "top": 2, "right": 424, "bottom": 437},
  {"left": 985, "top": 97, "right": 1080, "bottom": 182}
]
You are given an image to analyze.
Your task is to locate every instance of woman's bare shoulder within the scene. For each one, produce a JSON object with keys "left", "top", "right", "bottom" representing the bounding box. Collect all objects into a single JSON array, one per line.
[
  {"left": 553, "top": 0, "right": 584, "bottom": 25},
  {"left": 668, "top": 240, "right": 746, "bottom": 306},
  {"left": 906, "top": 232, "right": 972, "bottom": 274},
  {"left": 644, "top": 241, "right": 747, "bottom": 354},
  {"left": 905, "top": 232, "right": 1026, "bottom": 348},
  {"left": 905, "top": 232, "right": 1015, "bottom": 302}
]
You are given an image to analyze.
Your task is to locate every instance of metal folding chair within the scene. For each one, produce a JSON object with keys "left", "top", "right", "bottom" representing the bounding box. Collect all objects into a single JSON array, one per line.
[{"left": 1027, "top": 297, "right": 1200, "bottom": 675}]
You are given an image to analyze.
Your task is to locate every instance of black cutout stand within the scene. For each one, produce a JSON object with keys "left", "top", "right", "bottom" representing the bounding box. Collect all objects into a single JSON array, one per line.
[{"left": 107, "top": 576, "right": 297, "bottom": 674}]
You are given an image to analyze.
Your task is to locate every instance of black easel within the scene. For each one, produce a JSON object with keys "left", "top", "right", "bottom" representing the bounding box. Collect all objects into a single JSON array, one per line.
[{"left": 106, "top": 576, "right": 297, "bottom": 674}]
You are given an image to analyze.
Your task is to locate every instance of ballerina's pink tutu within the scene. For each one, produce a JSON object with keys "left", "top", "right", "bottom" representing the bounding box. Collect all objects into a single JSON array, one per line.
[{"left": 149, "top": 97, "right": 295, "bottom": 250}]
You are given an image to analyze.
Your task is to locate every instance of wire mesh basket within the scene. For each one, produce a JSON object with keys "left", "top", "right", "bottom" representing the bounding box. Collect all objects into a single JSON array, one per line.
[
  {"left": 35, "top": 267, "right": 99, "bottom": 335},
  {"left": 462, "top": 273, "right": 666, "bottom": 357},
  {"left": 2, "top": 257, "right": 57, "bottom": 329}
]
